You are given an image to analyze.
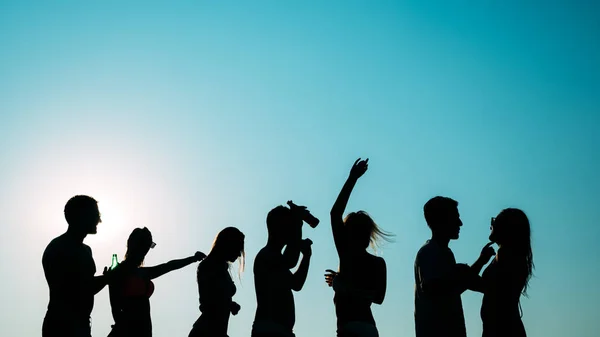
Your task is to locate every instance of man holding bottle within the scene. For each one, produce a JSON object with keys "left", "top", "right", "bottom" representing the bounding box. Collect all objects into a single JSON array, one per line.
[{"left": 252, "top": 201, "right": 318, "bottom": 337}]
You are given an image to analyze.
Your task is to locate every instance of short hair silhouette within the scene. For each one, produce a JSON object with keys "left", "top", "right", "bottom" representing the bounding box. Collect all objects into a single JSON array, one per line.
[
  {"left": 266, "top": 205, "right": 291, "bottom": 236},
  {"left": 64, "top": 195, "right": 99, "bottom": 227},
  {"left": 423, "top": 196, "right": 458, "bottom": 229},
  {"left": 343, "top": 211, "right": 393, "bottom": 250}
]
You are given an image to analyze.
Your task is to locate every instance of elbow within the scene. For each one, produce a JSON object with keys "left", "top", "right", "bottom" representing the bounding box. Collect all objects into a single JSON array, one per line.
[
  {"left": 291, "top": 282, "right": 304, "bottom": 292},
  {"left": 330, "top": 209, "right": 342, "bottom": 218}
]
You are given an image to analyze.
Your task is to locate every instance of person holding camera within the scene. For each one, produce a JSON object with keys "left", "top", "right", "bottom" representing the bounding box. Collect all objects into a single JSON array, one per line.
[
  {"left": 251, "top": 201, "right": 318, "bottom": 337},
  {"left": 324, "top": 158, "right": 392, "bottom": 337}
]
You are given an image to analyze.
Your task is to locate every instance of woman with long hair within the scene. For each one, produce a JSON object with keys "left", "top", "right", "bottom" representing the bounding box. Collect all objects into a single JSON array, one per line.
[
  {"left": 325, "top": 158, "right": 393, "bottom": 337},
  {"left": 473, "top": 208, "right": 534, "bottom": 337},
  {"left": 188, "top": 227, "right": 245, "bottom": 337},
  {"left": 108, "top": 227, "right": 205, "bottom": 337}
]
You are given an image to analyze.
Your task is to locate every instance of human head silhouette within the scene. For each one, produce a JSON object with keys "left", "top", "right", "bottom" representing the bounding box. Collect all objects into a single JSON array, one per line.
[
  {"left": 210, "top": 227, "right": 245, "bottom": 269},
  {"left": 489, "top": 208, "right": 534, "bottom": 295},
  {"left": 125, "top": 227, "right": 155, "bottom": 267},
  {"left": 64, "top": 195, "right": 101, "bottom": 235},
  {"left": 343, "top": 211, "right": 392, "bottom": 251},
  {"left": 424, "top": 196, "right": 462, "bottom": 240},
  {"left": 489, "top": 208, "right": 530, "bottom": 246},
  {"left": 266, "top": 205, "right": 299, "bottom": 245}
]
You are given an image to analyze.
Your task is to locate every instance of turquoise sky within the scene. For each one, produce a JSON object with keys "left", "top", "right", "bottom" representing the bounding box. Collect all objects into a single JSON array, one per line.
[{"left": 1, "top": 1, "right": 598, "bottom": 336}]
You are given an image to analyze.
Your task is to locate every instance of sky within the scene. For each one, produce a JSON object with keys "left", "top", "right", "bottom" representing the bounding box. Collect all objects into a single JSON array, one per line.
[{"left": 0, "top": 1, "right": 599, "bottom": 336}]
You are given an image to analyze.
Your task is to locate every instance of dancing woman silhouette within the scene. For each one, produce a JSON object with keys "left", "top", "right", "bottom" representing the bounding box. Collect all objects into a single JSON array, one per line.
[
  {"left": 325, "top": 158, "right": 392, "bottom": 337},
  {"left": 108, "top": 227, "right": 205, "bottom": 337},
  {"left": 472, "top": 209, "right": 534, "bottom": 337},
  {"left": 189, "top": 227, "right": 245, "bottom": 337}
]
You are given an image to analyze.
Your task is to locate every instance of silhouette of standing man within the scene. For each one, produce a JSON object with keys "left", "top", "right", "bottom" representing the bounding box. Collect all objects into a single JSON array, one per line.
[
  {"left": 414, "top": 196, "right": 479, "bottom": 337},
  {"left": 252, "top": 202, "right": 313, "bottom": 337},
  {"left": 42, "top": 195, "right": 111, "bottom": 337}
]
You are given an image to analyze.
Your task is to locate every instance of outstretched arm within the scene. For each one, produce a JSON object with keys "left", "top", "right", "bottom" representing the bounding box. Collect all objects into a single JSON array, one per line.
[
  {"left": 92, "top": 272, "right": 109, "bottom": 294},
  {"left": 331, "top": 158, "right": 369, "bottom": 255},
  {"left": 142, "top": 252, "right": 206, "bottom": 280}
]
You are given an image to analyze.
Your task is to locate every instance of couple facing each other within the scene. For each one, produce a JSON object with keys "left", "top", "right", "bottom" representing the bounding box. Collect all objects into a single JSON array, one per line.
[{"left": 415, "top": 196, "right": 534, "bottom": 337}]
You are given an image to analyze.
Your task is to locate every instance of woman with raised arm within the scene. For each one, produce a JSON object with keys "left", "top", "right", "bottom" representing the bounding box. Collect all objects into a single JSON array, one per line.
[
  {"left": 325, "top": 158, "right": 393, "bottom": 337},
  {"left": 188, "top": 227, "right": 245, "bottom": 337},
  {"left": 108, "top": 227, "right": 205, "bottom": 337},
  {"left": 472, "top": 208, "right": 534, "bottom": 337}
]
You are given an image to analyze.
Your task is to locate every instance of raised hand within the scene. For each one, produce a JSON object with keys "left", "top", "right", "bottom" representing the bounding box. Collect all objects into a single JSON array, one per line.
[
  {"left": 300, "top": 238, "right": 313, "bottom": 257},
  {"left": 194, "top": 251, "right": 207, "bottom": 262},
  {"left": 349, "top": 158, "right": 369, "bottom": 180},
  {"left": 230, "top": 301, "right": 241, "bottom": 315},
  {"left": 479, "top": 242, "right": 496, "bottom": 262},
  {"left": 324, "top": 269, "right": 338, "bottom": 287}
]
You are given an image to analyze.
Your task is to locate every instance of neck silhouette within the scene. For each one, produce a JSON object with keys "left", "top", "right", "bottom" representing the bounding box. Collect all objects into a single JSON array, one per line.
[
  {"left": 431, "top": 234, "right": 450, "bottom": 248},
  {"left": 266, "top": 237, "right": 286, "bottom": 251},
  {"left": 65, "top": 227, "right": 88, "bottom": 243}
]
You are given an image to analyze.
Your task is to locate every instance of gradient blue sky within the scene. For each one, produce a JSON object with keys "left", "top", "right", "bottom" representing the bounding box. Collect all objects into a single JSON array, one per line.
[{"left": 1, "top": 1, "right": 599, "bottom": 336}]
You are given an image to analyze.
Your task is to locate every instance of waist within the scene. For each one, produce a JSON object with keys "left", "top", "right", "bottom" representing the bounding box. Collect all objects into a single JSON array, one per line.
[
  {"left": 254, "top": 301, "right": 295, "bottom": 330},
  {"left": 334, "top": 295, "right": 374, "bottom": 327},
  {"left": 46, "top": 304, "right": 92, "bottom": 320},
  {"left": 252, "top": 320, "right": 295, "bottom": 337},
  {"left": 337, "top": 321, "right": 378, "bottom": 337}
]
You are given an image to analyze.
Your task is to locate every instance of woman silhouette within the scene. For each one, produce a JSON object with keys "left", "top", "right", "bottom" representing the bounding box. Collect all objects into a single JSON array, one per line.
[
  {"left": 188, "top": 227, "right": 245, "bottom": 337},
  {"left": 108, "top": 227, "right": 205, "bottom": 337},
  {"left": 325, "top": 159, "right": 392, "bottom": 337},
  {"left": 476, "top": 208, "right": 534, "bottom": 337}
]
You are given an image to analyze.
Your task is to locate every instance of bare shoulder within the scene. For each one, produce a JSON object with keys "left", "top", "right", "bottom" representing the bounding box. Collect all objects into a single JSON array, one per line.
[
  {"left": 366, "top": 254, "right": 386, "bottom": 270},
  {"left": 375, "top": 255, "right": 386, "bottom": 267}
]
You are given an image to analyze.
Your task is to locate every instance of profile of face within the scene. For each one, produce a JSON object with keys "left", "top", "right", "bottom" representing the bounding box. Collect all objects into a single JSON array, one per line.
[
  {"left": 86, "top": 205, "right": 102, "bottom": 235},
  {"left": 489, "top": 209, "right": 529, "bottom": 245},
  {"left": 442, "top": 207, "right": 463, "bottom": 240}
]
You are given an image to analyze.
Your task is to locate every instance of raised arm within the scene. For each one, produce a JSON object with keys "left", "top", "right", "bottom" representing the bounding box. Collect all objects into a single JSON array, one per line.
[
  {"left": 467, "top": 242, "right": 496, "bottom": 293},
  {"left": 331, "top": 158, "right": 369, "bottom": 254},
  {"left": 290, "top": 239, "right": 312, "bottom": 291},
  {"left": 142, "top": 252, "right": 205, "bottom": 280},
  {"left": 472, "top": 242, "right": 496, "bottom": 275},
  {"left": 282, "top": 205, "right": 304, "bottom": 269}
]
